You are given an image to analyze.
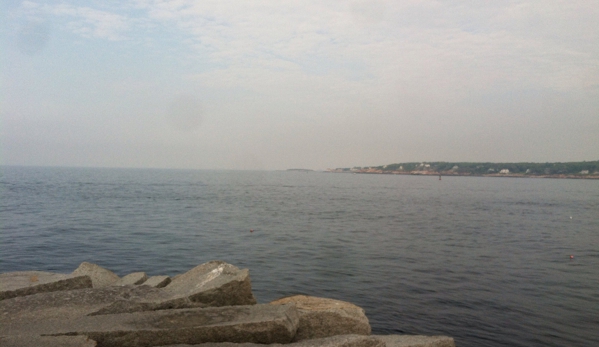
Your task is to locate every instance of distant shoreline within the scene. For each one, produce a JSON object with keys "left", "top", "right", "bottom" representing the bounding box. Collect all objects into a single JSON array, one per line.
[
  {"left": 326, "top": 160, "right": 599, "bottom": 179},
  {"left": 327, "top": 170, "right": 599, "bottom": 179}
]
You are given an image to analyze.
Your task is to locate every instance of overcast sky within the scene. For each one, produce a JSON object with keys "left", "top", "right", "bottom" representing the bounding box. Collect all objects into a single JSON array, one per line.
[{"left": 1, "top": 1, "right": 598, "bottom": 170}]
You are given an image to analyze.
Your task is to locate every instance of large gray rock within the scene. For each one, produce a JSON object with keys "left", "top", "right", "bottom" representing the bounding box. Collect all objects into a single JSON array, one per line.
[
  {"left": 376, "top": 335, "right": 456, "bottom": 347},
  {"left": 3, "top": 304, "right": 299, "bottom": 347},
  {"left": 0, "top": 335, "right": 97, "bottom": 347},
  {"left": 0, "top": 271, "right": 92, "bottom": 301},
  {"left": 93, "top": 261, "right": 257, "bottom": 315},
  {"left": 270, "top": 295, "right": 371, "bottom": 341},
  {"left": 72, "top": 262, "right": 120, "bottom": 288},
  {"left": 1, "top": 261, "right": 258, "bottom": 321},
  {"left": 161, "top": 335, "right": 455, "bottom": 347},
  {"left": 161, "top": 334, "right": 384, "bottom": 347},
  {"left": 163, "top": 261, "right": 257, "bottom": 306},
  {"left": 0, "top": 285, "right": 163, "bottom": 323},
  {"left": 114, "top": 272, "right": 148, "bottom": 286},
  {"left": 143, "top": 275, "right": 171, "bottom": 288}
]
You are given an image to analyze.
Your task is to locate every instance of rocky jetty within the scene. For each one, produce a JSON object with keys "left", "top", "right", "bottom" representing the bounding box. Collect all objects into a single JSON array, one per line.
[{"left": 0, "top": 261, "right": 455, "bottom": 347}]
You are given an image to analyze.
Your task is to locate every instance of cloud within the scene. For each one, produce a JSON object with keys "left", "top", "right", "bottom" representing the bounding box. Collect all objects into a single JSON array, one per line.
[
  {"left": 50, "top": 4, "right": 131, "bottom": 40},
  {"left": 137, "top": 1, "right": 598, "bottom": 94},
  {"left": 17, "top": 1, "right": 596, "bottom": 93},
  {"left": 11, "top": 2, "right": 132, "bottom": 41}
]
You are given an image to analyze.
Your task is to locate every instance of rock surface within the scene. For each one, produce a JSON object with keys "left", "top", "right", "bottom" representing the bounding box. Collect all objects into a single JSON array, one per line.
[
  {"left": 143, "top": 275, "right": 171, "bottom": 288},
  {"left": 0, "top": 271, "right": 92, "bottom": 301},
  {"left": 0, "top": 261, "right": 456, "bottom": 347},
  {"left": 90, "top": 261, "right": 257, "bottom": 315},
  {"left": 163, "top": 261, "right": 257, "bottom": 307},
  {"left": 0, "top": 335, "right": 97, "bottom": 347},
  {"left": 114, "top": 272, "right": 148, "bottom": 286},
  {"left": 72, "top": 262, "right": 120, "bottom": 288},
  {"left": 161, "top": 334, "right": 384, "bottom": 347},
  {"left": 376, "top": 335, "right": 456, "bottom": 347},
  {"left": 0, "top": 285, "right": 164, "bottom": 323},
  {"left": 0, "top": 261, "right": 258, "bottom": 320},
  {"left": 3, "top": 304, "right": 300, "bottom": 347},
  {"left": 270, "top": 295, "right": 371, "bottom": 341}
]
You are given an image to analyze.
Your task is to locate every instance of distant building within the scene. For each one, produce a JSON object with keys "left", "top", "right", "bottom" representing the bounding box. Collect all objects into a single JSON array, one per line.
[
  {"left": 452, "top": 165, "right": 459, "bottom": 171},
  {"left": 499, "top": 169, "right": 510, "bottom": 174},
  {"left": 525, "top": 169, "right": 531, "bottom": 174},
  {"left": 580, "top": 170, "right": 589, "bottom": 174}
]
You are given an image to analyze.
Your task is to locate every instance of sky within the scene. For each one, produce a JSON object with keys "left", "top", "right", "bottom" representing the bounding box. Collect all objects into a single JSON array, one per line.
[{"left": 1, "top": 1, "right": 598, "bottom": 170}]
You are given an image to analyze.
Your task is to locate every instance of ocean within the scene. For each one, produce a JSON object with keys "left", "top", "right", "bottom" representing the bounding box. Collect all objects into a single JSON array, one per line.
[{"left": 1, "top": 166, "right": 598, "bottom": 346}]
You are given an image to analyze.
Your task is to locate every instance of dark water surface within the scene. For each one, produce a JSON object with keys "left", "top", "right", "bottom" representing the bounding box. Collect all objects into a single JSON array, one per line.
[{"left": 1, "top": 166, "right": 598, "bottom": 346}]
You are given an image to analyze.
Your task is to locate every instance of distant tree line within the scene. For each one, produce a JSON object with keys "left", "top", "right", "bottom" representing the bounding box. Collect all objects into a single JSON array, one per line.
[{"left": 364, "top": 160, "right": 599, "bottom": 175}]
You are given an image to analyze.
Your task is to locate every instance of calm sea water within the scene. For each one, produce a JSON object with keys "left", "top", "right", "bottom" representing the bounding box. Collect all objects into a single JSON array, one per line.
[{"left": 1, "top": 166, "right": 598, "bottom": 347}]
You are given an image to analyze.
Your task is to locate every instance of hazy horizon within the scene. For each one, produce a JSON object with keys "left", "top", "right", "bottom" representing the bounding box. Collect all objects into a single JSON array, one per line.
[
  {"left": 3, "top": 158, "right": 599, "bottom": 173},
  {"left": 2, "top": 1, "right": 598, "bottom": 171}
]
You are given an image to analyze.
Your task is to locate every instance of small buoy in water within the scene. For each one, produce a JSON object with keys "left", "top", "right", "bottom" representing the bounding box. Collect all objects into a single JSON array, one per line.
[
  {"left": 250, "top": 229, "right": 254, "bottom": 233},
  {"left": 570, "top": 255, "right": 574, "bottom": 259},
  {"left": 570, "top": 216, "right": 573, "bottom": 219}
]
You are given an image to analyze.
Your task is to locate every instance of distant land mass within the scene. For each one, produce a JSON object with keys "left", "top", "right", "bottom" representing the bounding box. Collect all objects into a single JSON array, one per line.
[{"left": 328, "top": 160, "right": 599, "bottom": 179}]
